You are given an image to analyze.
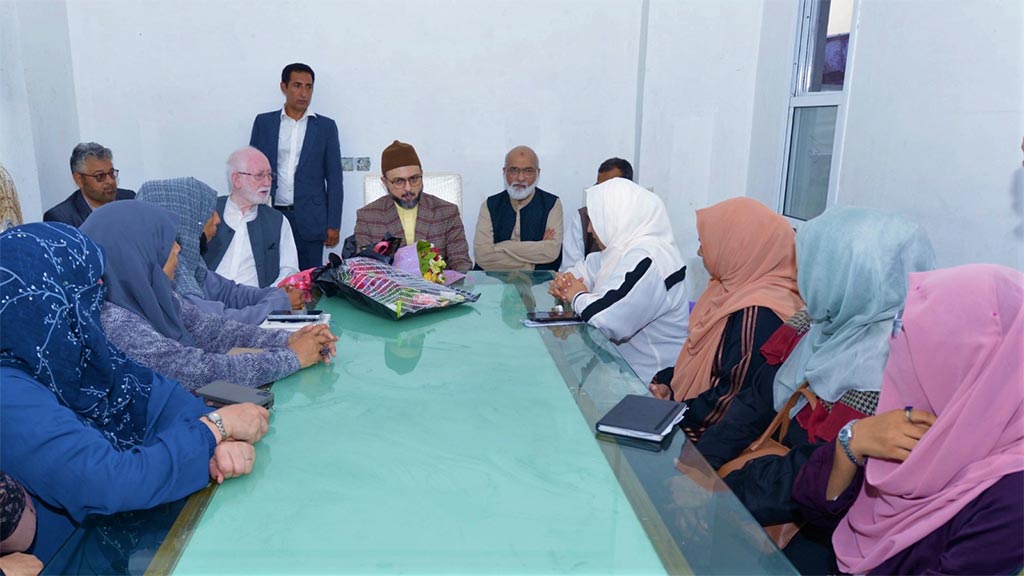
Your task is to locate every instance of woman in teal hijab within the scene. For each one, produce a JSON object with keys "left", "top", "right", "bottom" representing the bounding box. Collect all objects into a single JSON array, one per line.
[{"left": 773, "top": 206, "right": 937, "bottom": 410}]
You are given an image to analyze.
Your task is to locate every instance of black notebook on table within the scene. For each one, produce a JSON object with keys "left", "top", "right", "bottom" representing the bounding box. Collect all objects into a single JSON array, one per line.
[{"left": 596, "top": 394, "right": 687, "bottom": 442}]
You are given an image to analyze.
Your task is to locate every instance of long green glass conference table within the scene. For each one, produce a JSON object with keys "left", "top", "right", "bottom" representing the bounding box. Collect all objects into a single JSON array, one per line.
[{"left": 47, "top": 271, "right": 795, "bottom": 575}]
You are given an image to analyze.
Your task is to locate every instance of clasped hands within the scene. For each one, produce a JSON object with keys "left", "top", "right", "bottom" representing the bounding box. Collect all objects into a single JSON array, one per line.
[
  {"left": 548, "top": 271, "right": 589, "bottom": 304},
  {"left": 288, "top": 324, "right": 340, "bottom": 367},
  {"left": 201, "top": 403, "right": 271, "bottom": 484}
]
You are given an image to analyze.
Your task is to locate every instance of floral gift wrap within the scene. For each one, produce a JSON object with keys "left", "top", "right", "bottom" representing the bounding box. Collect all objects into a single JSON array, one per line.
[{"left": 315, "top": 256, "right": 479, "bottom": 320}]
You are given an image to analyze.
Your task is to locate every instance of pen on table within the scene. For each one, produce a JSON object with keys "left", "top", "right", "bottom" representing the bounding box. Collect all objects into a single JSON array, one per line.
[{"left": 891, "top": 308, "right": 903, "bottom": 337}]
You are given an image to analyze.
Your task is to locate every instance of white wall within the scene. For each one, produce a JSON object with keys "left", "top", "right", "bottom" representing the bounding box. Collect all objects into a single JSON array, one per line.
[
  {"left": 639, "top": 0, "right": 766, "bottom": 291},
  {"left": 61, "top": 0, "right": 641, "bottom": 258},
  {"left": 745, "top": 0, "right": 800, "bottom": 211},
  {"left": 0, "top": 1, "right": 42, "bottom": 221},
  {"left": 3, "top": 0, "right": 1021, "bottom": 271},
  {"left": 748, "top": 0, "right": 1024, "bottom": 269},
  {"left": 2, "top": 0, "right": 81, "bottom": 220},
  {"left": 833, "top": 0, "right": 1024, "bottom": 269}
]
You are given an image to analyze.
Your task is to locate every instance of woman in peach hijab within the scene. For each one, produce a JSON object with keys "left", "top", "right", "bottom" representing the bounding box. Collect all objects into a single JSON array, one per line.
[{"left": 650, "top": 197, "right": 804, "bottom": 440}]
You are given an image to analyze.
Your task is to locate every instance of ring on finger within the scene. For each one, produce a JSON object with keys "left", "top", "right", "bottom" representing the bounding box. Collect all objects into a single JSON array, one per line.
[{"left": 904, "top": 405, "right": 913, "bottom": 423}]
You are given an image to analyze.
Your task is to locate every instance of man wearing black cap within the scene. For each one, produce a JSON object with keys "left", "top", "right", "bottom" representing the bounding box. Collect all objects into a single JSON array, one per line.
[{"left": 353, "top": 140, "right": 471, "bottom": 272}]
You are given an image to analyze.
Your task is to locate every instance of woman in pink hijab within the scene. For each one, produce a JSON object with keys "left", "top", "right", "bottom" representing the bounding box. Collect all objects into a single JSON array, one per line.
[{"left": 792, "top": 264, "right": 1024, "bottom": 574}]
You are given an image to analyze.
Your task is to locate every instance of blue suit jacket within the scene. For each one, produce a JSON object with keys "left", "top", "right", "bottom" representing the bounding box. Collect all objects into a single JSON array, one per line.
[
  {"left": 249, "top": 111, "right": 344, "bottom": 242},
  {"left": 43, "top": 188, "right": 136, "bottom": 228}
]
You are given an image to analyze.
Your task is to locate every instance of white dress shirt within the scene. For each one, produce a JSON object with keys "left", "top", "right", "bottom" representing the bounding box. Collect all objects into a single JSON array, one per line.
[
  {"left": 215, "top": 196, "right": 300, "bottom": 287},
  {"left": 275, "top": 107, "right": 315, "bottom": 206},
  {"left": 560, "top": 212, "right": 586, "bottom": 271}
]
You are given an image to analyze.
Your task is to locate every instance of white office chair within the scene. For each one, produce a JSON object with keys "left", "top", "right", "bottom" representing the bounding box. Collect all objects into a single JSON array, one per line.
[{"left": 363, "top": 172, "right": 463, "bottom": 214}]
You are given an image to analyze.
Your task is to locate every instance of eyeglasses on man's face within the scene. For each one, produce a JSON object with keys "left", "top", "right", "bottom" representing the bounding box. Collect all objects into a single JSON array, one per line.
[
  {"left": 78, "top": 169, "right": 119, "bottom": 183},
  {"left": 238, "top": 171, "right": 275, "bottom": 182},
  {"left": 388, "top": 174, "right": 422, "bottom": 188},
  {"left": 504, "top": 167, "right": 537, "bottom": 177}
]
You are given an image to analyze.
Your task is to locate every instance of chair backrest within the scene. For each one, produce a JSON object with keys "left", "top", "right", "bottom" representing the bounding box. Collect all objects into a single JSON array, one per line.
[{"left": 363, "top": 172, "right": 463, "bottom": 214}]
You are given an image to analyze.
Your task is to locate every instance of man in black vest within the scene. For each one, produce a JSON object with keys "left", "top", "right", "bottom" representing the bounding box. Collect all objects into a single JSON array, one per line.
[
  {"left": 204, "top": 147, "right": 301, "bottom": 291},
  {"left": 44, "top": 142, "right": 135, "bottom": 227},
  {"left": 474, "top": 145, "right": 563, "bottom": 270}
]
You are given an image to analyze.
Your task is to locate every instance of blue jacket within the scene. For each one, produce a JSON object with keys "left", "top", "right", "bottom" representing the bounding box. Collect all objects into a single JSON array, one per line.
[
  {"left": 0, "top": 367, "right": 215, "bottom": 563},
  {"left": 249, "top": 111, "right": 344, "bottom": 241}
]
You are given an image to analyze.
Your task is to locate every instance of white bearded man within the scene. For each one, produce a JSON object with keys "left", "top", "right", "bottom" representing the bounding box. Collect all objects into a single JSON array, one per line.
[
  {"left": 473, "top": 145, "right": 563, "bottom": 271},
  {"left": 203, "top": 146, "right": 301, "bottom": 290}
]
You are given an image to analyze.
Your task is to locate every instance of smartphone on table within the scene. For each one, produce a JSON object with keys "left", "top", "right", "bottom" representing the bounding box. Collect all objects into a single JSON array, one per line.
[
  {"left": 526, "top": 310, "right": 582, "bottom": 323},
  {"left": 196, "top": 380, "right": 274, "bottom": 408},
  {"left": 266, "top": 310, "right": 324, "bottom": 322}
]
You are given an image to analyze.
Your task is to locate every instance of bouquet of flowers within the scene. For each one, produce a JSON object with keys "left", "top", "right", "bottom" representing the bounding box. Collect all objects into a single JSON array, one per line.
[
  {"left": 315, "top": 256, "right": 479, "bottom": 320},
  {"left": 417, "top": 240, "right": 446, "bottom": 284}
]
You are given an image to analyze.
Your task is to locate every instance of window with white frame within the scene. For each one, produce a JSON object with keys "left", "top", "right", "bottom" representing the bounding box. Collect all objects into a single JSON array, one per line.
[{"left": 780, "top": 0, "right": 855, "bottom": 222}]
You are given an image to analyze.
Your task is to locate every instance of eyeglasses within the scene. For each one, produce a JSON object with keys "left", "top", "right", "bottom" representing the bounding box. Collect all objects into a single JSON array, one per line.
[
  {"left": 77, "top": 169, "right": 119, "bottom": 183},
  {"left": 237, "top": 171, "right": 275, "bottom": 182},
  {"left": 388, "top": 174, "right": 422, "bottom": 188},
  {"left": 504, "top": 167, "right": 537, "bottom": 177}
]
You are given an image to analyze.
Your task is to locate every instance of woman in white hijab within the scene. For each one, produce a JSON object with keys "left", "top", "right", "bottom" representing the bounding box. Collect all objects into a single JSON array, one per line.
[{"left": 549, "top": 178, "right": 689, "bottom": 383}]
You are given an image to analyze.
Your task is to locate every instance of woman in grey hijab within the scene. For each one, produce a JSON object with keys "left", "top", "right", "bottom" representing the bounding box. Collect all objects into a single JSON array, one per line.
[{"left": 135, "top": 177, "right": 294, "bottom": 324}]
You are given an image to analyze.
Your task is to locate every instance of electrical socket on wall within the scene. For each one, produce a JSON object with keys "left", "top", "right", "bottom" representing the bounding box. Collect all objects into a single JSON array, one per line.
[
  {"left": 341, "top": 157, "right": 354, "bottom": 171},
  {"left": 356, "top": 157, "right": 371, "bottom": 171}
]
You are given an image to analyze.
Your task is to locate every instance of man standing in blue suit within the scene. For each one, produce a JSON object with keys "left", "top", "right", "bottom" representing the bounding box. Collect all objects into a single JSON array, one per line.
[{"left": 250, "top": 63, "right": 344, "bottom": 270}]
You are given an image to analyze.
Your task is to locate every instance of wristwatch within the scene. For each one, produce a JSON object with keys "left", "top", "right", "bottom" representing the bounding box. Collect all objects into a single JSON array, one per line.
[
  {"left": 206, "top": 412, "right": 227, "bottom": 441},
  {"left": 838, "top": 419, "right": 864, "bottom": 466}
]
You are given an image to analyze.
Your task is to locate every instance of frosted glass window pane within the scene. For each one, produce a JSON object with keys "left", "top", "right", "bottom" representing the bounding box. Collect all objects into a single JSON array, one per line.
[{"left": 784, "top": 106, "right": 837, "bottom": 220}]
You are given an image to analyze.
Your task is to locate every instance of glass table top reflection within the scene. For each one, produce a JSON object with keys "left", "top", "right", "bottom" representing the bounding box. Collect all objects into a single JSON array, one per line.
[{"left": 46, "top": 271, "right": 795, "bottom": 575}]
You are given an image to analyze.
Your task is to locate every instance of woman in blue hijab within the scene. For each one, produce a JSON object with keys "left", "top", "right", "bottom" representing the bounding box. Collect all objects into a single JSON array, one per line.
[
  {"left": 80, "top": 200, "right": 336, "bottom": 390},
  {"left": 0, "top": 223, "right": 268, "bottom": 563}
]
